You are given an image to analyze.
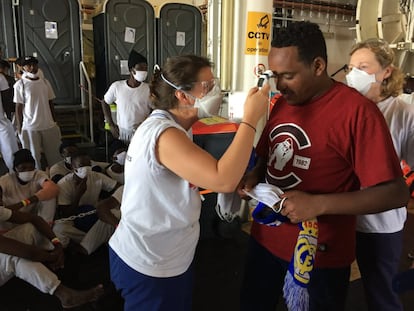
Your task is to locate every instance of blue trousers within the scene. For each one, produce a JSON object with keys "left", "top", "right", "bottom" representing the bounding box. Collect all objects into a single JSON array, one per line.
[
  {"left": 356, "top": 231, "right": 404, "bottom": 311},
  {"left": 109, "top": 247, "right": 193, "bottom": 311},
  {"left": 240, "top": 237, "right": 350, "bottom": 311}
]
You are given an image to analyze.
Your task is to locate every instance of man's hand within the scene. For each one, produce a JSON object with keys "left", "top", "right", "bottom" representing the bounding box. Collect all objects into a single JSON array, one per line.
[
  {"left": 279, "top": 190, "right": 323, "bottom": 223},
  {"left": 237, "top": 169, "right": 260, "bottom": 200},
  {"left": 110, "top": 124, "right": 120, "bottom": 139},
  {"left": 46, "top": 244, "right": 65, "bottom": 270},
  {"left": 75, "top": 178, "right": 87, "bottom": 197}
]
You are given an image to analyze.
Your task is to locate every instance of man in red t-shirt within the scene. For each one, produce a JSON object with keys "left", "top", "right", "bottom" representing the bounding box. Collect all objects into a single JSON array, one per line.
[{"left": 238, "top": 21, "right": 408, "bottom": 311}]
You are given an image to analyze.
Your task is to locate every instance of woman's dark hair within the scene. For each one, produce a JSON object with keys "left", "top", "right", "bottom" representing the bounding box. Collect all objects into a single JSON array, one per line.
[
  {"left": 272, "top": 21, "right": 327, "bottom": 65},
  {"left": 150, "top": 55, "right": 212, "bottom": 110}
]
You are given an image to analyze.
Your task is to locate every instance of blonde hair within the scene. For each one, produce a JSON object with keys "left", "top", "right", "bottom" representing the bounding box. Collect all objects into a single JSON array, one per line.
[{"left": 349, "top": 39, "right": 405, "bottom": 98}]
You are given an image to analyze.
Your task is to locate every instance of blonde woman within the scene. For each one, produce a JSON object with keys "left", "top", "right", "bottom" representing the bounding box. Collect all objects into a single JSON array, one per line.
[{"left": 347, "top": 38, "right": 414, "bottom": 311}]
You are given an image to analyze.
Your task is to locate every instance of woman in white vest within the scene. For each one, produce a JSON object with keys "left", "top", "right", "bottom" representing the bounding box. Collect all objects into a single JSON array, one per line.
[
  {"left": 347, "top": 39, "right": 413, "bottom": 311},
  {"left": 109, "top": 55, "right": 270, "bottom": 311}
]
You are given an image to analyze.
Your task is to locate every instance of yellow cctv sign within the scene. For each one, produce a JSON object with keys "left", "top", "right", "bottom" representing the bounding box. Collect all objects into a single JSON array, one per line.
[{"left": 245, "top": 12, "right": 271, "bottom": 55}]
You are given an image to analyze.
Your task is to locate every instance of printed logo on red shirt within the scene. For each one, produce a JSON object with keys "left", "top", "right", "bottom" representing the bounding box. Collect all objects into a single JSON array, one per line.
[{"left": 266, "top": 123, "right": 311, "bottom": 189}]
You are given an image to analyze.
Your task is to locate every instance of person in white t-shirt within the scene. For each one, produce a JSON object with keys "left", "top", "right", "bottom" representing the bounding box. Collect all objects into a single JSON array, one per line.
[
  {"left": 0, "top": 205, "right": 104, "bottom": 309},
  {"left": 0, "top": 59, "right": 16, "bottom": 121},
  {"left": 105, "top": 141, "right": 126, "bottom": 185},
  {"left": 13, "top": 56, "right": 61, "bottom": 170},
  {"left": 53, "top": 151, "right": 118, "bottom": 254},
  {"left": 49, "top": 141, "right": 109, "bottom": 183},
  {"left": 101, "top": 50, "right": 152, "bottom": 144},
  {"left": 0, "top": 72, "right": 18, "bottom": 173},
  {"left": 108, "top": 55, "right": 270, "bottom": 311},
  {"left": 347, "top": 38, "right": 412, "bottom": 311},
  {"left": 80, "top": 185, "right": 124, "bottom": 254},
  {"left": 0, "top": 149, "right": 59, "bottom": 230}
]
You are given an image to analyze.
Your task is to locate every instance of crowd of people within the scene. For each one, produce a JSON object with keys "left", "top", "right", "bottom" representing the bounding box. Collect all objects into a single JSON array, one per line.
[
  {"left": 0, "top": 50, "right": 152, "bottom": 309},
  {"left": 0, "top": 21, "right": 413, "bottom": 311}
]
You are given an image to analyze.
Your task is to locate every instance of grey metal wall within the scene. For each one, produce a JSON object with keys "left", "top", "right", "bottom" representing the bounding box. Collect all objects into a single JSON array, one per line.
[
  {"left": 0, "top": 0, "right": 17, "bottom": 59},
  {"left": 93, "top": 0, "right": 203, "bottom": 99},
  {"left": 16, "top": 0, "right": 82, "bottom": 105},
  {"left": 93, "top": 0, "right": 155, "bottom": 99},
  {"left": 158, "top": 3, "right": 202, "bottom": 65}
]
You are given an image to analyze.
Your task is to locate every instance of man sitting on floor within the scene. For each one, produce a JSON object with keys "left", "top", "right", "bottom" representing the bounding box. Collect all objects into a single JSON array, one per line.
[
  {"left": 49, "top": 141, "right": 109, "bottom": 183},
  {"left": 0, "top": 149, "right": 59, "bottom": 230},
  {"left": 53, "top": 151, "right": 118, "bottom": 255},
  {"left": 0, "top": 205, "right": 104, "bottom": 308}
]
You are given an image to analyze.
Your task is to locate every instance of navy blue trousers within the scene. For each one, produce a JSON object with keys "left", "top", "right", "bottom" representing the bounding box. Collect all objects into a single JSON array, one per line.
[
  {"left": 240, "top": 237, "right": 350, "bottom": 311},
  {"left": 356, "top": 231, "right": 404, "bottom": 311},
  {"left": 109, "top": 247, "right": 193, "bottom": 311}
]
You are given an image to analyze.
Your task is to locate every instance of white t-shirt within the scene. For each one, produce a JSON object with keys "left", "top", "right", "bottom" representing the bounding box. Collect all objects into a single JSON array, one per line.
[
  {"left": 50, "top": 160, "right": 110, "bottom": 180},
  {"left": 57, "top": 171, "right": 117, "bottom": 207},
  {"left": 377, "top": 96, "right": 414, "bottom": 168},
  {"left": 0, "top": 171, "right": 49, "bottom": 208},
  {"left": 112, "top": 185, "right": 124, "bottom": 203},
  {"left": 0, "top": 206, "right": 12, "bottom": 222},
  {"left": 104, "top": 80, "right": 152, "bottom": 131},
  {"left": 106, "top": 164, "right": 124, "bottom": 185},
  {"left": 357, "top": 96, "right": 412, "bottom": 233},
  {"left": 399, "top": 93, "right": 414, "bottom": 105},
  {"left": 0, "top": 170, "right": 51, "bottom": 229},
  {"left": 0, "top": 74, "right": 9, "bottom": 125},
  {"left": 13, "top": 77, "right": 56, "bottom": 130},
  {"left": 109, "top": 110, "right": 201, "bottom": 278}
]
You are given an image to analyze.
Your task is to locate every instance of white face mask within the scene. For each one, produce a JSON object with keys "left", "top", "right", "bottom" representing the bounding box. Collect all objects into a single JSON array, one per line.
[
  {"left": 194, "top": 84, "right": 223, "bottom": 119},
  {"left": 64, "top": 156, "right": 71, "bottom": 165},
  {"left": 115, "top": 151, "right": 127, "bottom": 166},
  {"left": 22, "top": 71, "right": 39, "bottom": 79},
  {"left": 74, "top": 166, "right": 91, "bottom": 179},
  {"left": 345, "top": 67, "right": 376, "bottom": 95},
  {"left": 133, "top": 70, "right": 148, "bottom": 82},
  {"left": 18, "top": 170, "right": 36, "bottom": 182}
]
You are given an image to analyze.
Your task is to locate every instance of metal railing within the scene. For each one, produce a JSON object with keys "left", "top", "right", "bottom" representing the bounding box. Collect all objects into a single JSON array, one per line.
[{"left": 79, "top": 60, "right": 94, "bottom": 143}]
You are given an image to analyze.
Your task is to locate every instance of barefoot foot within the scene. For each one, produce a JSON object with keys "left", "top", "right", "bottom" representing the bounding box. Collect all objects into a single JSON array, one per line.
[{"left": 54, "top": 283, "right": 104, "bottom": 309}]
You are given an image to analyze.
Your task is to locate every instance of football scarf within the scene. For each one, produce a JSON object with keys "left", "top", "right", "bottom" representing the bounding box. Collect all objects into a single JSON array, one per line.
[
  {"left": 283, "top": 218, "right": 318, "bottom": 311},
  {"left": 247, "top": 183, "right": 318, "bottom": 311}
]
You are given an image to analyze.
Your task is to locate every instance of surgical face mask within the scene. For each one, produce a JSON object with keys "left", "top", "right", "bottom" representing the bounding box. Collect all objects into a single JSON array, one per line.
[
  {"left": 18, "top": 170, "right": 36, "bottom": 182},
  {"left": 133, "top": 70, "right": 148, "bottom": 82},
  {"left": 64, "top": 156, "right": 71, "bottom": 165},
  {"left": 74, "top": 166, "right": 91, "bottom": 179},
  {"left": 194, "top": 84, "right": 223, "bottom": 119},
  {"left": 22, "top": 71, "right": 39, "bottom": 79},
  {"left": 345, "top": 67, "right": 376, "bottom": 95},
  {"left": 114, "top": 151, "right": 127, "bottom": 165}
]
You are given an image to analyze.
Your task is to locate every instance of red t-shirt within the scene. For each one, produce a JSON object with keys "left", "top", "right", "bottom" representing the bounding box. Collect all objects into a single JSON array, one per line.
[{"left": 253, "top": 81, "right": 401, "bottom": 268}]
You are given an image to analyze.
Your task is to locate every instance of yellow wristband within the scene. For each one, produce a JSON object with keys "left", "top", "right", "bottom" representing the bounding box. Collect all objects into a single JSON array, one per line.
[{"left": 21, "top": 198, "right": 31, "bottom": 207}]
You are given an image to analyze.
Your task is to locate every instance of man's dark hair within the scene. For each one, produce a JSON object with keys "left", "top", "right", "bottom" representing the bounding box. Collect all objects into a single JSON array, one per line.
[
  {"left": 0, "top": 59, "right": 10, "bottom": 69},
  {"left": 128, "top": 50, "right": 147, "bottom": 69},
  {"left": 59, "top": 140, "right": 78, "bottom": 154},
  {"left": 109, "top": 139, "right": 127, "bottom": 159},
  {"left": 271, "top": 21, "right": 327, "bottom": 65},
  {"left": 70, "top": 150, "right": 91, "bottom": 164},
  {"left": 13, "top": 149, "right": 35, "bottom": 168}
]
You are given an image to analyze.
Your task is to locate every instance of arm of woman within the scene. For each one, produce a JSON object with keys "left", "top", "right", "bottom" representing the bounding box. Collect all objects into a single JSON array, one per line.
[{"left": 158, "top": 85, "right": 270, "bottom": 193}]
